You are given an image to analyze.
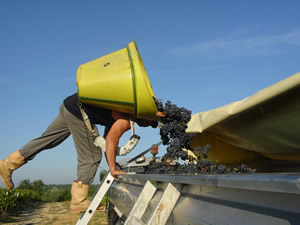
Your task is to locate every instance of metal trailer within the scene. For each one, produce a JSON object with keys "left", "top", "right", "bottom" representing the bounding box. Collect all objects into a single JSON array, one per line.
[
  {"left": 104, "top": 73, "right": 300, "bottom": 224},
  {"left": 107, "top": 172, "right": 300, "bottom": 225}
]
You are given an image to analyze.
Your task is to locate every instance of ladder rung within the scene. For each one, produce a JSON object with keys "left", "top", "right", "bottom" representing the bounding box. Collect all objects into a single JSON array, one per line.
[
  {"left": 147, "top": 183, "right": 181, "bottom": 225},
  {"left": 125, "top": 182, "right": 181, "bottom": 225},
  {"left": 124, "top": 181, "right": 157, "bottom": 225}
]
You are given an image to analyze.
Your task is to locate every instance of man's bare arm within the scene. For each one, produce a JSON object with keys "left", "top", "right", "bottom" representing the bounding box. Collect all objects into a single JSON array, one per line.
[{"left": 105, "top": 112, "right": 130, "bottom": 180}]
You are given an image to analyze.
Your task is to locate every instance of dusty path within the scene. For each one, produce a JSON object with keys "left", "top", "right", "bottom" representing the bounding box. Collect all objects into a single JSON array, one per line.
[{"left": 0, "top": 201, "right": 108, "bottom": 225}]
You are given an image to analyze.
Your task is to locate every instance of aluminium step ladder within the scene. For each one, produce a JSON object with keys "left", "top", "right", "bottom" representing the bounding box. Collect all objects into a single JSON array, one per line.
[
  {"left": 76, "top": 172, "right": 114, "bottom": 225},
  {"left": 76, "top": 141, "right": 166, "bottom": 225},
  {"left": 76, "top": 174, "right": 181, "bottom": 225}
]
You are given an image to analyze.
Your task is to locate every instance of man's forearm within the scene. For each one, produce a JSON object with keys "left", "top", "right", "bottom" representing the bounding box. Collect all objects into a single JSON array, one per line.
[{"left": 105, "top": 139, "right": 117, "bottom": 172}]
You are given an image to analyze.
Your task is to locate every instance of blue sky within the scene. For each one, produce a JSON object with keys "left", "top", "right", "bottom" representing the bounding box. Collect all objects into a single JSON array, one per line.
[{"left": 1, "top": 0, "right": 299, "bottom": 186}]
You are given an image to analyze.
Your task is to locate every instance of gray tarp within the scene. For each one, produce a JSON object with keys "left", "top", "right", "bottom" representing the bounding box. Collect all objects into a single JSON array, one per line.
[{"left": 186, "top": 72, "right": 300, "bottom": 156}]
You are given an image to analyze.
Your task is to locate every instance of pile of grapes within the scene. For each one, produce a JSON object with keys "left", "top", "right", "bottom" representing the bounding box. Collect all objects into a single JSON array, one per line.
[{"left": 145, "top": 99, "right": 255, "bottom": 175}]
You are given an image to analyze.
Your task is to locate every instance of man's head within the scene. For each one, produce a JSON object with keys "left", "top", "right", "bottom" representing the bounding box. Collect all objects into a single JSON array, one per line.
[{"left": 135, "top": 118, "right": 158, "bottom": 128}]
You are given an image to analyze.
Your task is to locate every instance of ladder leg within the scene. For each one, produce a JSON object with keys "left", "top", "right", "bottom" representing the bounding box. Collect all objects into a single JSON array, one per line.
[
  {"left": 76, "top": 172, "right": 114, "bottom": 225},
  {"left": 147, "top": 183, "right": 181, "bottom": 225},
  {"left": 124, "top": 181, "right": 157, "bottom": 225}
]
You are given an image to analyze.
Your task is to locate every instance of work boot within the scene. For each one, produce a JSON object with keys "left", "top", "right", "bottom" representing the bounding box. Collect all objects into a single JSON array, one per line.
[
  {"left": 0, "top": 150, "right": 26, "bottom": 190},
  {"left": 69, "top": 181, "right": 104, "bottom": 214}
]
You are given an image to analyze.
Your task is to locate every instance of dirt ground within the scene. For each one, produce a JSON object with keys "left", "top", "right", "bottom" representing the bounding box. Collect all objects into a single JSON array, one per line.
[{"left": 0, "top": 201, "right": 108, "bottom": 225}]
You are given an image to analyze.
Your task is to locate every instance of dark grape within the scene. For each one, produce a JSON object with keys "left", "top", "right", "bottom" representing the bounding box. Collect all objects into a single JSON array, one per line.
[{"left": 145, "top": 99, "right": 255, "bottom": 175}]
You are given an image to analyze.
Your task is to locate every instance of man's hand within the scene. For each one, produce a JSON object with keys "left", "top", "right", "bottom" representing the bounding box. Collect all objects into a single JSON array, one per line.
[{"left": 110, "top": 169, "right": 126, "bottom": 181}]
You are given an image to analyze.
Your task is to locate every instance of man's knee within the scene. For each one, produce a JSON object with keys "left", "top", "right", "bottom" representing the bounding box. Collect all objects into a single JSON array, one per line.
[{"left": 77, "top": 160, "right": 101, "bottom": 184}]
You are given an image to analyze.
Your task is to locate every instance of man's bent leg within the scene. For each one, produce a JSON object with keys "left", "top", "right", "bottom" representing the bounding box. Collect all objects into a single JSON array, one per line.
[
  {"left": 20, "top": 104, "right": 71, "bottom": 160},
  {"left": 1, "top": 104, "right": 70, "bottom": 190}
]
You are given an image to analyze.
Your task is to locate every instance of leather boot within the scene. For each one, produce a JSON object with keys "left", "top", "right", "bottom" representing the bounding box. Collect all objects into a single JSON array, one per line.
[
  {"left": 0, "top": 150, "right": 26, "bottom": 190},
  {"left": 69, "top": 181, "right": 104, "bottom": 214}
]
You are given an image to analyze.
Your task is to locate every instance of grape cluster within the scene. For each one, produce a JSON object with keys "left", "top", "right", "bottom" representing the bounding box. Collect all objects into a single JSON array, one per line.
[
  {"left": 146, "top": 161, "right": 233, "bottom": 175},
  {"left": 154, "top": 99, "right": 194, "bottom": 161},
  {"left": 146, "top": 98, "right": 255, "bottom": 175}
]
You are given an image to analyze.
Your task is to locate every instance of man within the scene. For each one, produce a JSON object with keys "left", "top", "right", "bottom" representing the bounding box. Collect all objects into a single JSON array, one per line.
[{"left": 0, "top": 93, "right": 164, "bottom": 213}]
